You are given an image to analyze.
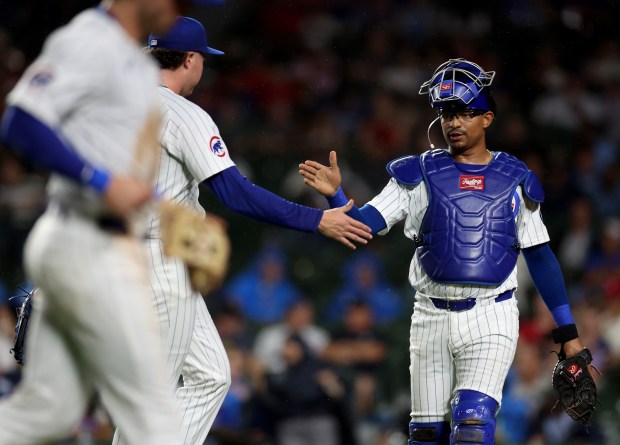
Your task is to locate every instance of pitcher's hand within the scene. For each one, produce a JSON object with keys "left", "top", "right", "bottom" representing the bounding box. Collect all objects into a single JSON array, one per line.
[
  {"left": 299, "top": 151, "right": 342, "bottom": 197},
  {"left": 318, "top": 200, "right": 372, "bottom": 249}
]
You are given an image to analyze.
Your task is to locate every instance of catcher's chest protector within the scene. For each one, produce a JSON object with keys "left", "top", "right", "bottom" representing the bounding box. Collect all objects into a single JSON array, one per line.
[{"left": 417, "top": 149, "right": 528, "bottom": 285}]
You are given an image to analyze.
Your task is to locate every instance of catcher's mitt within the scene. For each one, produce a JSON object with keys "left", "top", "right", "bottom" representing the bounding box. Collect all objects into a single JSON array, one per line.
[
  {"left": 159, "top": 201, "right": 230, "bottom": 295},
  {"left": 552, "top": 347, "right": 598, "bottom": 426},
  {"left": 10, "top": 288, "right": 37, "bottom": 365}
]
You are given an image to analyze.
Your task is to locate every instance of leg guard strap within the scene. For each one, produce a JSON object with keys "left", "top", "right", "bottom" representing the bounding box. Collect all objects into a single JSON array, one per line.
[{"left": 409, "top": 421, "right": 450, "bottom": 445}]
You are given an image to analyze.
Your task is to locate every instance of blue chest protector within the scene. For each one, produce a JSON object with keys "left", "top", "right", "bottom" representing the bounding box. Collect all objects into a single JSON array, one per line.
[{"left": 387, "top": 149, "right": 544, "bottom": 286}]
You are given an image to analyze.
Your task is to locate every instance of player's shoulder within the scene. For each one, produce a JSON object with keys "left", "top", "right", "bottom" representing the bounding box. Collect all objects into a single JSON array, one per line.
[
  {"left": 41, "top": 9, "right": 128, "bottom": 66},
  {"left": 385, "top": 149, "right": 442, "bottom": 186},
  {"left": 158, "top": 88, "right": 215, "bottom": 126},
  {"left": 386, "top": 154, "right": 423, "bottom": 186},
  {"left": 493, "top": 151, "right": 544, "bottom": 203}
]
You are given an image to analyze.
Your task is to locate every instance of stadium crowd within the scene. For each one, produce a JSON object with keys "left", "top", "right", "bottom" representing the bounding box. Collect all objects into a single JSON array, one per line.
[{"left": 0, "top": 1, "right": 619, "bottom": 444}]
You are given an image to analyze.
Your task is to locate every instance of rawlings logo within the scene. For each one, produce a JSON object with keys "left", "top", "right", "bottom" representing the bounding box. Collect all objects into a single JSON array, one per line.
[
  {"left": 440, "top": 82, "right": 452, "bottom": 91},
  {"left": 459, "top": 175, "right": 485, "bottom": 191},
  {"left": 568, "top": 364, "right": 583, "bottom": 378},
  {"left": 210, "top": 136, "right": 226, "bottom": 158}
]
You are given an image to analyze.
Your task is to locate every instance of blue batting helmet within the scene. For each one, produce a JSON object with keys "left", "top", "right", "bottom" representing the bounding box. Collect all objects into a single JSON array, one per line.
[{"left": 419, "top": 58, "right": 496, "bottom": 112}]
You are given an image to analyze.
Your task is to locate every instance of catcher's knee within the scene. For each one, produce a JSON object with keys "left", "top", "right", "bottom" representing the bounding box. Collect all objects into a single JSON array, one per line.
[
  {"left": 408, "top": 421, "right": 450, "bottom": 445},
  {"left": 450, "top": 390, "right": 498, "bottom": 445}
]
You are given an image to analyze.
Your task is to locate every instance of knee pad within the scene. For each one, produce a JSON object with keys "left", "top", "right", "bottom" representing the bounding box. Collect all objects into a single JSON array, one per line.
[
  {"left": 450, "top": 390, "right": 498, "bottom": 445},
  {"left": 409, "top": 421, "right": 450, "bottom": 445}
]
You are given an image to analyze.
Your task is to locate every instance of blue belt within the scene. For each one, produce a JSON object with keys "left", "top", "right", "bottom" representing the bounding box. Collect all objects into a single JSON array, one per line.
[{"left": 430, "top": 289, "right": 514, "bottom": 312}]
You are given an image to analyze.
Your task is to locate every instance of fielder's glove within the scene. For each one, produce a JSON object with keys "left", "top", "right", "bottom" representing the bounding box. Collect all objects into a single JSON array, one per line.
[
  {"left": 551, "top": 346, "right": 599, "bottom": 426},
  {"left": 159, "top": 201, "right": 230, "bottom": 295},
  {"left": 10, "top": 288, "right": 36, "bottom": 365}
]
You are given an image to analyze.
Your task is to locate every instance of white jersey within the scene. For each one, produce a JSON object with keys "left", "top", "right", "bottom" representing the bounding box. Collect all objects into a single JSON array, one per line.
[
  {"left": 146, "top": 86, "right": 235, "bottom": 238},
  {"left": 368, "top": 153, "right": 550, "bottom": 300},
  {"left": 0, "top": 9, "right": 182, "bottom": 445},
  {"left": 7, "top": 9, "right": 162, "bottom": 217}
]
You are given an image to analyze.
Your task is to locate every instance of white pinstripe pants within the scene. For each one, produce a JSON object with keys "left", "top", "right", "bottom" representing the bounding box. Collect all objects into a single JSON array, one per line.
[
  {"left": 409, "top": 293, "right": 519, "bottom": 422},
  {"left": 0, "top": 211, "right": 181, "bottom": 445},
  {"left": 113, "top": 239, "right": 231, "bottom": 445}
]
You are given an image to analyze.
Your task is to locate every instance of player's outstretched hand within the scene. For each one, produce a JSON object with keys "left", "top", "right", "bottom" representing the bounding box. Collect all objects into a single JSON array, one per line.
[
  {"left": 104, "top": 176, "right": 153, "bottom": 218},
  {"left": 318, "top": 199, "right": 372, "bottom": 249},
  {"left": 299, "top": 150, "right": 342, "bottom": 197}
]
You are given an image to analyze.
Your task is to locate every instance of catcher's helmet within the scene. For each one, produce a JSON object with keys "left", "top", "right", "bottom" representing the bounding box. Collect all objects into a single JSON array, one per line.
[{"left": 419, "top": 58, "right": 496, "bottom": 112}]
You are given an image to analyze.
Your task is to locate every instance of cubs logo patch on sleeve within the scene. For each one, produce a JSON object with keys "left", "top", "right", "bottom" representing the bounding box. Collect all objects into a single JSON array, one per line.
[{"left": 210, "top": 135, "right": 226, "bottom": 158}]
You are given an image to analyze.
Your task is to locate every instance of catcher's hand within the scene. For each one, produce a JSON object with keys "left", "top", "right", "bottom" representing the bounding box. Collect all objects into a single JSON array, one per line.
[
  {"left": 10, "top": 288, "right": 37, "bottom": 365},
  {"left": 159, "top": 201, "right": 230, "bottom": 295},
  {"left": 552, "top": 347, "right": 599, "bottom": 426}
]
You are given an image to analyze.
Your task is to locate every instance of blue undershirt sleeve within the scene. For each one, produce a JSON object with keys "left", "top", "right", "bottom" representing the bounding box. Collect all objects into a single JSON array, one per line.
[
  {"left": 203, "top": 166, "right": 323, "bottom": 233},
  {"left": 522, "top": 242, "right": 574, "bottom": 326},
  {"left": 0, "top": 106, "right": 110, "bottom": 192},
  {"left": 326, "top": 187, "right": 387, "bottom": 235}
]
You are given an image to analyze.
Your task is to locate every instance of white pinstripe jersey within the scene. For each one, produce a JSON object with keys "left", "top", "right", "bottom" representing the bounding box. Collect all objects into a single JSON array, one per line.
[
  {"left": 7, "top": 9, "right": 162, "bottom": 217},
  {"left": 368, "top": 152, "right": 550, "bottom": 300},
  {"left": 146, "top": 86, "right": 235, "bottom": 238}
]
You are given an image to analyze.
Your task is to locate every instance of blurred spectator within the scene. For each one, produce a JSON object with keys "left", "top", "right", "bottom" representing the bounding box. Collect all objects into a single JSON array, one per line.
[
  {"left": 257, "top": 334, "right": 343, "bottom": 445},
  {"left": 557, "top": 197, "right": 594, "bottom": 279},
  {"left": 601, "top": 277, "right": 620, "bottom": 360},
  {"left": 213, "top": 302, "right": 254, "bottom": 352},
  {"left": 326, "top": 252, "right": 404, "bottom": 325},
  {"left": 497, "top": 340, "right": 550, "bottom": 444},
  {"left": 0, "top": 154, "right": 45, "bottom": 273},
  {"left": 0, "top": 280, "right": 18, "bottom": 398},
  {"left": 253, "top": 299, "right": 329, "bottom": 375},
  {"left": 583, "top": 218, "right": 620, "bottom": 287},
  {"left": 226, "top": 247, "right": 302, "bottom": 324},
  {"left": 210, "top": 344, "right": 254, "bottom": 445},
  {"left": 323, "top": 301, "right": 386, "bottom": 419}
]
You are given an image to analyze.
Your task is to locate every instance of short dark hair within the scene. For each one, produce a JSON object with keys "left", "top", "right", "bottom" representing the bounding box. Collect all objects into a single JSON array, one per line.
[{"left": 147, "top": 48, "right": 187, "bottom": 70}]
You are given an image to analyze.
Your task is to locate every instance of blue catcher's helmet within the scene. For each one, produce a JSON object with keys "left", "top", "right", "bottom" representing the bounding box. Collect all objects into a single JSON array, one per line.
[{"left": 419, "top": 58, "right": 496, "bottom": 112}]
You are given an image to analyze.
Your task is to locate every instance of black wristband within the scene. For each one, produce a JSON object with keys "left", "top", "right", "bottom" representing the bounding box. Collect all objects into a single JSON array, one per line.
[{"left": 551, "top": 323, "right": 579, "bottom": 344}]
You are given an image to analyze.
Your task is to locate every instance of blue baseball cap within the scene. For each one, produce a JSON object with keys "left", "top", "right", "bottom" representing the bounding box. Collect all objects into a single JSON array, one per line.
[{"left": 148, "top": 17, "right": 224, "bottom": 56}]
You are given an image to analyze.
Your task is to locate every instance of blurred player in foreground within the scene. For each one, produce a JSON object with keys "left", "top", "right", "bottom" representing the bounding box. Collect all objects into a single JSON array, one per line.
[
  {"left": 111, "top": 17, "right": 371, "bottom": 445},
  {"left": 300, "top": 59, "right": 594, "bottom": 444},
  {"left": 0, "top": 1, "right": 205, "bottom": 444}
]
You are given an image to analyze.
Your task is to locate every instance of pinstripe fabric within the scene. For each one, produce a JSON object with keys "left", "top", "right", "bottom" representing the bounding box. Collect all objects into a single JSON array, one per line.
[
  {"left": 177, "top": 298, "right": 231, "bottom": 444},
  {"left": 146, "top": 87, "right": 235, "bottom": 239},
  {"left": 367, "top": 151, "right": 549, "bottom": 421},
  {"left": 113, "top": 87, "right": 234, "bottom": 445}
]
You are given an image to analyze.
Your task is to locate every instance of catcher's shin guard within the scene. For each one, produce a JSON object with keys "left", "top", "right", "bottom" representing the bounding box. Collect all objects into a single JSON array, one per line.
[
  {"left": 409, "top": 421, "right": 450, "bottom": 445},
  {"left": 450, "top": 390, "right": 498, "bottom": 445}
]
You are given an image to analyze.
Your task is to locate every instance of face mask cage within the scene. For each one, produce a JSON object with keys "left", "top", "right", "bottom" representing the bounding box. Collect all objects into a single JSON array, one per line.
[{"left": 419, "top": 58, "right": 495, "bottom": 108}]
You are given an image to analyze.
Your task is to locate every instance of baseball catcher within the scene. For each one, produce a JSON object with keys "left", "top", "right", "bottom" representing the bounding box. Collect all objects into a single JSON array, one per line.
[{"left": 299, "top": 58, "right": 598, "bottom": 445}]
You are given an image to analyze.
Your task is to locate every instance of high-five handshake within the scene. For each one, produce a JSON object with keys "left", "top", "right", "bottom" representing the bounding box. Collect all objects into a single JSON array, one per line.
[{"left": 301, "top": 151, "right": 371, "bottom": 250}]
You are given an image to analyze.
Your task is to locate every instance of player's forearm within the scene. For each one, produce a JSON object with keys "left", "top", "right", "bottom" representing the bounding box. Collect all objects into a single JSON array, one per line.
[
  {"left": 204, "top": 166, "right": 322, "bottom": 232},
  {"left": 326, "top": 187, "right": 387, "bottom": 235},
  {"left": 522, "top": 242, "right": 574, "bottom": 327},
  {"left": 0, "top": 106, "right": 110, "bottom": 192}
]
